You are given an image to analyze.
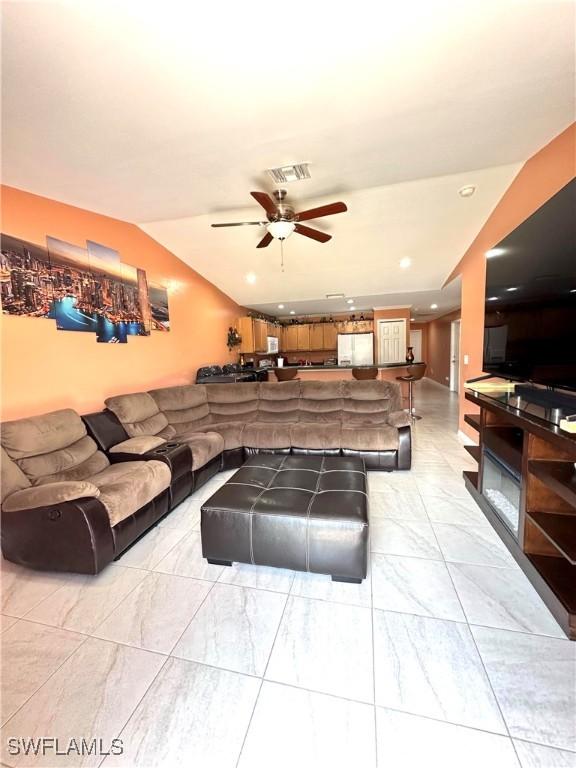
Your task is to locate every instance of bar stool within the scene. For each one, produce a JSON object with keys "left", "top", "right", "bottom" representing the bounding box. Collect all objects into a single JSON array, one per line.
[
  {"left": 276, "top": 367, "right": 300, "bottom": 382},
  {"left": 396, "top": 363, "right": 427, "bottom": 421},
  {"left": 352, "top": 367, "right": 378, "bottom": 380}
]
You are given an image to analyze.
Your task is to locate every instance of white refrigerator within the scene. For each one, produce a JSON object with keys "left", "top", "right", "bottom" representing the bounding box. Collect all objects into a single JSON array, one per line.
[{"left": 337, "top": 333, "right": 374, "bottom": 366}]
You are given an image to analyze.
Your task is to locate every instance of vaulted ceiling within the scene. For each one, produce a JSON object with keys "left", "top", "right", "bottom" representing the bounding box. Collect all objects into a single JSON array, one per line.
[{"left": 2, "top": 1, "right": 573, "bottom": 316}]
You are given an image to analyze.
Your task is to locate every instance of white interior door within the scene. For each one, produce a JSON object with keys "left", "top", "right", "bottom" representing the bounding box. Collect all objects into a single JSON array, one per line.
[
  {"left": 378, "top": 320, "right": 406, "bottom": 363},
  {"left": 410, "top": 329, "right": 422, "bottom": 362},
  {"left": 450, "top": 319, "right": 461, "bottom": 392}
]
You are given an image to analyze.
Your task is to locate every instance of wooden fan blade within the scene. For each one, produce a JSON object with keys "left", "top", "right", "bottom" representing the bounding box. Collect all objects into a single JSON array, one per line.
[
  {"left": 294, "top": 224, "right": 332, "bottom": 243},
  {"left": 296, "top": 202, "right": 347, "bottom": 222},
  {"left": 250, "top": 191, "right": 278, "bottom": 216},
  {"left": 211, "top": 222, "right": 266, "bottom": 227},
  {"left": 256, "top": 232, "right": 274, "bottom": 248}
]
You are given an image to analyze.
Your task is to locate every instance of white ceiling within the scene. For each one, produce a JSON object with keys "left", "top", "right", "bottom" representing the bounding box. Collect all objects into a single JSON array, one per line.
[{"left": 2, "top": 0, "right": 574, "bottom": 314}]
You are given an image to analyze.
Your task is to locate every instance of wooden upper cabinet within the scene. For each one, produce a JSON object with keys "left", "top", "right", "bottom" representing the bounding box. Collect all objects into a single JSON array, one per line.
[
  {"left": 237, "top": 317, "right": 254, "bottom": 353},
  {"left": 297, "top": 324, "right": 310, "bottom": 351},
  {"left": 322, "top": 322, "right": 338, "bottom": 350},
  {"left": 309, "top": 323, "right": 324, "bottom": 350},
  {"left": 254, "top": 319, "right": 267, "bottom": 352},
  {"left": 283, "top": 325, "right": 299, "bottom": 350}
]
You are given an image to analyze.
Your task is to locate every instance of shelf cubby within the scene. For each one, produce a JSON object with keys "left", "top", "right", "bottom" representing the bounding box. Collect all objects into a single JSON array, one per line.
[{"left": 529, "top": 460, "right": 576, "bottom": 509}]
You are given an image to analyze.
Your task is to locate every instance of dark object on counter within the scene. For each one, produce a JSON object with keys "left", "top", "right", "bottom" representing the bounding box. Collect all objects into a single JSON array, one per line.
[
  {"left": 201, "top": 455, "right": 368, "bottom": 583},
  {"left": 276, "top": 367, "right": 300, "bottom": 382},
  {"left": 406, "top": 347, "right": 415, "bottom": 363},
  {"left": 352, "top": 367, "right": 378, "bottom": 380},
  {"left": 196, "top": 365, "right": 257, "bottom": 384},
  {"left": 397, "top": 363, "right": 427, "bottom": 421}
]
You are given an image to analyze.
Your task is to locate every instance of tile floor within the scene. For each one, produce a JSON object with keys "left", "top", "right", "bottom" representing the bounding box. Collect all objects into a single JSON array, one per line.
[{"left": 1, "top": 381, "right": 575, "bottom": 767}]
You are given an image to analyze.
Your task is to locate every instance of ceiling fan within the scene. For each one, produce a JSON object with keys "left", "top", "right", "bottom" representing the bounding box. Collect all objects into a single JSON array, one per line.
[{"left": 211, "top": 190, "right": 347, "bottom": 248}]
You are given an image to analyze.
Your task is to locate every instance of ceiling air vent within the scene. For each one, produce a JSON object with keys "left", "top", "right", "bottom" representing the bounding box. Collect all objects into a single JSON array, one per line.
[{"left": 267, "top": 163, "right": 311, "bottom": 184}]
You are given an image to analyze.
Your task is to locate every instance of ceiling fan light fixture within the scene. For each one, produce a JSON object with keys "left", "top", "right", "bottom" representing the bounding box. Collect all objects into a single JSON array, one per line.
[{"left": 267, "top": 221, "right": 296, "bottom": 240}]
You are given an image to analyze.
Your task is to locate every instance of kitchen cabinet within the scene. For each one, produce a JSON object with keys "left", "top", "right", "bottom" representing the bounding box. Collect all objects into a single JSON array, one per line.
[
  {"left": 309, "top": 323, "right": 324, "bottom": 350},
  {"left": 322, "top": 323, "right": 338, "bottom": 350},
  {"left": 283, "top": 325, "right": 299, "bottom": 351},
  {"left": 297, "top": 324, "right": 311, "bottom": 351},
  {"left": 254, "top": 319, "right": 268, "bottom": 352},
  {"left": 237, "top": 316, "right": 278, "bottom": 353}
]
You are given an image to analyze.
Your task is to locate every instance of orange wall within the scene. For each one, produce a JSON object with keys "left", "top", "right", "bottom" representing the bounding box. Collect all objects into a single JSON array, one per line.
[
  {"left": 425, "top": 309, "right": 461, "bottom": 387},
  {"left": 445, "top": 124, "right": 576, "bottom": 438},
  {"left": 0, "top": 186, "right": 241, "bottom": 421},
  {"left": 374, "top": 307, "right": 411, "bottom": 361}
]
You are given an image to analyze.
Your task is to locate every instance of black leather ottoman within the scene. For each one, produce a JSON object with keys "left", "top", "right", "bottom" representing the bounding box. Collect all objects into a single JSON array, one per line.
[{"left": 201, "top": 455, "right": 369, "bottom": 583}]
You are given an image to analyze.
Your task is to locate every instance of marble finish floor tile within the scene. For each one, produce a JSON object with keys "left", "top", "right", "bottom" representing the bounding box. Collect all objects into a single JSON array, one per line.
[
  {"left": 1, "top": 560, "right": 69, "bottom": 618},
  {"left": 373, "top": 609, "right": 506, "bottom": 733},
  {"left": 421, "top": 493, "right": 490, "bottom": 526},
  {"left": 370, "top": 518, "right": 442, "bottom": 559},
  {"left": 472, "top": 626, "right": 576, "bottom": 751},
  {"left": 433, "top": 522, "right": 518, "bottom": 568},
  {"left": 415, "top": 470, "right": 470, "bottom": 499},
  {"left": 25, "top": 565, "right": 147, "bottom": 634},
  {"left": 368, "top": 472, "right": 419, "bottom": 494},
  {"left": 239, "top": 681, "right": 376, "bottom": 768},
  {"left": 173, "top": 583, "right": 286, "bottom": 676},
  {"left": 371, "top": 554, "right": 465, "bottom": 621},
  {"left": 449, "top": 562, "right": 564, "bottom": 637},
  {"left": 290, "top": 568, "right": 372, "bottom": 608},
  {"left": 376, "top": 707, "right": 520, "bottom": 768},
  {"left": 104, "top": 657, "right": 260, "bottom": 768},
  {"left": 153, "top": 531, "right": 225, "bottom": 581},
  {"left": 218, "top": 562, "right": 295, "bottom": 593},
  {"left": 93, "top": 573, "right": 212, "bottom": 654},
  {"left": 369, "top": 489, "right": 428, "bottom": 520},
  {"left": 0, "top": 614, "right": 18, "bottom": 633},
  {"left": 1, "top": 620, "right": 85, "bottom": 724},
  {"left": 158, "top": 498, "right": 201, "bottom": 532},
  {"left": 113, "top": 525, "right": 186, "bottom": 570},
  {"left": 266, "top": 596, "right": 373, "bottom": 703},
  {"left": 513, "top": 740, "right": 576, "bottom": 767},
  {"left": 1, "top": 637, "right": 166, "bottom": 767}
]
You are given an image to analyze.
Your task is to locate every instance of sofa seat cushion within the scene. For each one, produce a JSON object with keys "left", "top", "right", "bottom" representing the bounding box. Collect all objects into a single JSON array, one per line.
[
  {"left": 192, "top": 422, "right": 245, "bottom": 451},
  {"left": 3, "top": 481, "right": 101, "bottom": 513},
  {"left": 290, "top": 422, "right": 342, "bottom": 450},
  {"left": 89, "top": 460, "right": 171, "bottom": 526},
  {"left": 341, "top": 425, "right": 399, "bottom": 451},
  {"left": 242, "top": 422, "right": 292, "bottom": 449},
  {"left": 181, "top": 432, "right": 224, "bottom": 470}
]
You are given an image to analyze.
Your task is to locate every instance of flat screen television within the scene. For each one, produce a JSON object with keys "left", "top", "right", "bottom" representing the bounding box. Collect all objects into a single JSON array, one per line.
[{"left": 483, "top": 178, "right": 576, "bottom": 391}]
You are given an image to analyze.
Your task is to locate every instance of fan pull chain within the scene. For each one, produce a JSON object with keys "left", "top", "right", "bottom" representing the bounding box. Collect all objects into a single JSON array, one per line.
[{"left": 280, "top": 239, "right": 285, "bottom": 272}]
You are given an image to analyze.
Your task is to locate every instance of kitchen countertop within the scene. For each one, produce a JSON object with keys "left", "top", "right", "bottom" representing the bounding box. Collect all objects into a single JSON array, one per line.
[{"left": 273, "top": 362, "right": 423, "bottom": 371}]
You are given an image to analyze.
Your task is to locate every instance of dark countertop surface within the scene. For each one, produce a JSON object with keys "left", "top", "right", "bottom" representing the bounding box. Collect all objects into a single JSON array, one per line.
[{"left": 272, "top": 362, "right": 424, "bottom": 371}]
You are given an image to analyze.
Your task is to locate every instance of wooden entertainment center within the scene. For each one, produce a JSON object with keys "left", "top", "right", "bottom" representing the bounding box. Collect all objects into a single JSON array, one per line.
[{"left": 463, "top": 387, "right": 576, "bottom": 640}]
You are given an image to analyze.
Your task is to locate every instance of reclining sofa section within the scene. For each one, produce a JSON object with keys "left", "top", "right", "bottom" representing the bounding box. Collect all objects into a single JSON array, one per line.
[
  {"left": 103, "top": 380, "right": 411, "bottom": 471},
  {"left": 0, "top": 409, "right": 171, "bottom": 573}
]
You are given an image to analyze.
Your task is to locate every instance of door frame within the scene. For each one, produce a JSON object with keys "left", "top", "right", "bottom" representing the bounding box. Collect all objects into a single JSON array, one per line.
[
  {"left": 449, "top": 319, "right": 461, "bottom": 392},
  {"left": 377, "top": 318, "right": 407, "bottom": 364}
]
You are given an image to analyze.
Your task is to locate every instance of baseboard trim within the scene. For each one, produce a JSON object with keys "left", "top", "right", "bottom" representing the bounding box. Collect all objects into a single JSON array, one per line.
[{"left": 458, "top": 429, "right": 475, "bottom": 445}]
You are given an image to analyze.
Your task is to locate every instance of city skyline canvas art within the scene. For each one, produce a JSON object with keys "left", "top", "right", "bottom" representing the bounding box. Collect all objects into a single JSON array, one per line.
[{"left": 0, "top": 232, "right": 170, "bottom": 343}]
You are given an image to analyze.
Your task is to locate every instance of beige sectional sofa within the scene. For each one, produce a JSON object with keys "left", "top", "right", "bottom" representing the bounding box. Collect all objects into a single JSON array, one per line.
[{"left": 104, "top": 379, "right": 412, "bottom": 471}]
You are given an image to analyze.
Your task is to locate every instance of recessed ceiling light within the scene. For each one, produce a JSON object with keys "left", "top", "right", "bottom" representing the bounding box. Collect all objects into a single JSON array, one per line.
[
  {"left": 458, "top": 185, "right": 476, "bottom": 198},
  {"left": 570, "top": 289, "right": 576, "bottom": 293},
  {"left": 278, "top": 304, "right": 285, "bottom": 309},
  {"left": 289, "top": 310, "right": 295, "bottom": 315},
  {"left": 430, "top": 303, "right": 438, "bottom": 309},
  {"left": 246, "top": 272, "right": 257, "bottom": 284},
  {"left": 399, "top": 258, "right": 411, "bottom": 268},
  {"left": 326, "top": 293, "right": 345, "bottom": 299},
  {"left": 410, "top": 318, "right": 415, "bottom": 322},
  {"left": 506, "top": 287, "right": 518, "bottom": 292},
  {"left": 487, "top": 296, "right": 498, "bottom": 301},
  {"left": 350, "top": 306, "right": 356, "bottom": 311},
  {"left": 486, "top": 248, "right": 505, "bottom": 259},
  {"left": 346, "top": 299, "right": 354, "bottom": 304}
]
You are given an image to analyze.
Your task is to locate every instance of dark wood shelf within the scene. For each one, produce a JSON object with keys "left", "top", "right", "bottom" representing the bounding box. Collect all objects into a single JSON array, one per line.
[
  {"left": 463, "top": 470, "right": 478, "bottom": 490},
  {"left": 464, "top": 412, "right": 481, "bottom": 432},
  {"left": 526, "top": 554, "right": 576, "bottom": 614},
  {"left": 527, "top": 511, "right": 576, "bottom": 564},
  {"left": 484, "top": 426, "right": 523, "bottom": 475},
  {"left": 464, "top": 445, "right": 480, "bottom": 462},
  {"left": 529, "top": 460, "right": 576, "bottom": 508}
]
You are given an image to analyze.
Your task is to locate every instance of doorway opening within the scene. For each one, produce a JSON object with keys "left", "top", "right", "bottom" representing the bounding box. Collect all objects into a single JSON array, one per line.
[{"left": 409, "top": 328, "right": 423, "bottom": 363}]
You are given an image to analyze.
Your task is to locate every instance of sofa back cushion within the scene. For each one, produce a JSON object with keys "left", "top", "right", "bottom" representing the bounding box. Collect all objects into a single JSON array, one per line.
[
  {"left": 148, "top": 385, "right": 211, "bottom": 436},
  {"left": 1, "top": 447, "right": 31, "bottom": 503},
  {"left": 105, "top": 392, "right": 175, "bottom": 439},
  {"left": 298, "top": 381, "right": 344, "bottom": 423},
  {"left": 0, "top": 408, "right": 109, "bottom": 487},
  {"left": 341, "top": 379, "right": 400, "bottom": 425},
  {"left": 206, "top": 383, "right": 259, "bottom": 424},
  {"left": 258, "top": 381, "right": 301, "bottom": 423}
]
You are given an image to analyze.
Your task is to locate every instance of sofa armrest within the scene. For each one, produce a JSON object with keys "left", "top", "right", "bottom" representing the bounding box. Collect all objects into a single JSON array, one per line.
[
  {"left": 2, "top": 481, "right": 100, "bottom": 513},
  {"left": 109, "top": 435, "right": 166, "bottom": 456},
  {"left": 387, "top": 410, "right": 412, "bottom": 429}
]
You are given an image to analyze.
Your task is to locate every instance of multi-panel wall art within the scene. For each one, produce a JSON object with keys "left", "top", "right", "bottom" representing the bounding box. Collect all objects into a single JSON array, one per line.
[{"left": 0, "top": 233, "right": 170, "bottom": 342}]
